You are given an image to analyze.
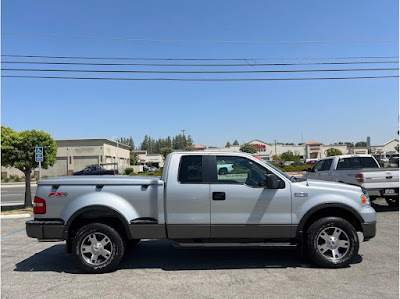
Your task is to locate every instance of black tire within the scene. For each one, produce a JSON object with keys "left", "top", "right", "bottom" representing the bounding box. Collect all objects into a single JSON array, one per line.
[
  {"left": 72, "top": 223, "right": 125, "bottom": 274},
  {"left": 219, "top": 168, "right": 227, "bottom": 175},
  {"left": 306, "top": 217, "right": 359, "bottom": 268},
  {"left": 385, "top": 197, "right": 399, "bottom": 208}
]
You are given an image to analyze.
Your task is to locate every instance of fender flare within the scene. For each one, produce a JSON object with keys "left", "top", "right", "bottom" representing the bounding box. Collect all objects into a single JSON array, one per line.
[
  {"left": 296, "top": 203, "right": 364, "bottom": 238},
  {"left": 64, "top": 205, "right": 132, "bottom": 240}
]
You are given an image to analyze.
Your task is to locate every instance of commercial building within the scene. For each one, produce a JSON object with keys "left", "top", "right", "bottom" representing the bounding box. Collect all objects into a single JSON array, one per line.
[
  {"left": 135, "top": 151, "right": 164, "bottom": 168},
  {"left": 371, "top": 139, "right": 399, "bottom": 159},
  {"left": 2, "top": 138, "right": 131, "bottom": 178}
]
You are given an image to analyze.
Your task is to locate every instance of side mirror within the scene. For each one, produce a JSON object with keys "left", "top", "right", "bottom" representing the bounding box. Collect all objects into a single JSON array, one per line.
[{"left": 266, "top": 174, "right": 280, "bottom": 189}]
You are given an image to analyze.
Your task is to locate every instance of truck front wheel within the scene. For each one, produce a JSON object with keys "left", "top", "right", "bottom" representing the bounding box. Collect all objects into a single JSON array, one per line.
[
  {"left": 72, "top": 223, "right": 125, "bottom": 274},
  {"left": 306, "top": 217, "right": 359, "bottom": 268}
]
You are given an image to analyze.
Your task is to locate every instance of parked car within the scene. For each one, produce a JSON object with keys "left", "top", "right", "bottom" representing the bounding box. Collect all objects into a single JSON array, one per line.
[
  {"left": 27, "top": 151, "right": 376, "bottom": 273},
  {"left": 292, "top": 161, "right": 305, "bottom": 166},
  {"left": 303, "top": 154, "right": 399, "bottom": 207},
  {"left": 72, "top": 164, "right": 117, "bottom": 176},
  {"left": 217, "top": 160, "right": 234, "bottom": 175},
  {"left": 305, "top": 159, "right": 318, "bottom": 165},
  {"left": 149, "top": 166, "right": 157, "bottom": 172}
]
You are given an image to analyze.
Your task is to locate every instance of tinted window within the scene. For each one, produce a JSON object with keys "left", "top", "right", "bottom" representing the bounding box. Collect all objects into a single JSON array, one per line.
[
  {"left": 313, "top": 160, "right": 324, "bottom": 171},
  {"left": 359, "top": 157, "right": 379, "bottom": 168},
  {"left": 322, "top": 159, "right": 333, "bottom": 171},
  {"left": 337, "top": 158, "right": 352, "bottom": 169},
  {"left": 178, "top": 156, "right": 203, "bottom": 183},
  {"left": 215, "top": 156, "right": 270, "bottom": 187}
]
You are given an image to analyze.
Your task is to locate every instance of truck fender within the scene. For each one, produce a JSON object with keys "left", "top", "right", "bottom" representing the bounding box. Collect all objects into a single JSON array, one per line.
[{"left": 296, "top": 203, "right": 364, "bottom": 239}]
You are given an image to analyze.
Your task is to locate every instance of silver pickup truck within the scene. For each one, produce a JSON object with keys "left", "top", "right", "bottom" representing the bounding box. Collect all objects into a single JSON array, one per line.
[
  {"left": 303, "top": 154, "right": 399, "bottom": 207},
  {"left": 26, "top": 151, "right": 376, "bottom": 273}
]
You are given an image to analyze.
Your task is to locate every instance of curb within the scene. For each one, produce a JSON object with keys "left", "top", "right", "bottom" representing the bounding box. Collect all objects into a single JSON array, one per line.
[
  {"left": 1, "top": 214, "right": 31, "bottom": 219},
  {"left": 1, "top": 183, "right": 38, "bottom": 188}
]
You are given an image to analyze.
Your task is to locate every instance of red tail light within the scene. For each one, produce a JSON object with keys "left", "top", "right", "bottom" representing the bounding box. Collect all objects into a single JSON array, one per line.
[
  {"left": 355, "top": 173, "right": 364, "bottom": 183},
  {"left": 33, "top": 196, "right": 46, "bottom": 214}
]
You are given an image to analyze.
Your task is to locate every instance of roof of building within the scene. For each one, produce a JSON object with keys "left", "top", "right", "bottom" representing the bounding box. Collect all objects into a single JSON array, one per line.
[
  {"left": 56, "top": 138, "right": 131, "bottom": 150},
  {"left": 304, "top": 141, "right": 322, "bottom": 145}
]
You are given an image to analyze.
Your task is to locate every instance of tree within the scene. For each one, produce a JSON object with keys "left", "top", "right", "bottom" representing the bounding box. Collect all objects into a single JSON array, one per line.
[
  {"left": 129, "top": 136, "right": 135, "bottom": 151},
  {"left": 161, "top": 147, "right": 173, "bottom": 159},
  {"left": 1, "top": 126, "right": 57, "bottom": 207},
  {"left": 355, "top": 141, "right": 367, "bottom": 147},
  {"left": 130, "top": 152, "right": 140, "bottom": 165},
  {"left": 281, "top": 151, "right": 301, "bottom": 162},
  {"left": 225, "top": 141, "right": 231, "bottom": 147},
  {"left": 325, "top": 148, "right": 343, "bottom": 157},
  {"left": 239, "top": 143, "right": 257, "bottom": 154},
  {"left": 233, "top": 140, "right": 239, "bottom": 146}
]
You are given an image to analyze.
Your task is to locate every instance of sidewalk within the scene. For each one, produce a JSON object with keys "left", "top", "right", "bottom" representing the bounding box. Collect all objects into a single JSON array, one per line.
[{"left": 1, "top": 182, "right": 37, "bottom": 188}]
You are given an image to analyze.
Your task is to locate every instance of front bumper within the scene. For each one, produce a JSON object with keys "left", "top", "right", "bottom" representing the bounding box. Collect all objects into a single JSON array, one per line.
[
  {"left": 362, "top": 221, "right": 376, "bottom": 241},
  {"left": 26, "top": 219, "right": 65, "bottom": 241}
]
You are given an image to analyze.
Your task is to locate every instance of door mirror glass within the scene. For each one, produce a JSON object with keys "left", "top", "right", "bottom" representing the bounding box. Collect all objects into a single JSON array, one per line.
[{"left": 266, "top": 174, "right": 280, "bottom": 189}]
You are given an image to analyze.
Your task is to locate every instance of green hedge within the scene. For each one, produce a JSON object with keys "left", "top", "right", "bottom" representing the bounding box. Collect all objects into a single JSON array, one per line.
[
  {"left": 130, "top": 171, "right": 163, "bottom": 176},
  {"left": 271, "top": 164, "right": 313, "bottom": 172},
  {"left": 124, "top": 168, "right": 134, "bottom": 175}
]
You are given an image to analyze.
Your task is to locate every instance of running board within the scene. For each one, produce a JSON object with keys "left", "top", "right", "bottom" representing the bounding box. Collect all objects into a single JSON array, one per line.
[{"left": 173, "top": 242, "right": 297, "bottom": 248}]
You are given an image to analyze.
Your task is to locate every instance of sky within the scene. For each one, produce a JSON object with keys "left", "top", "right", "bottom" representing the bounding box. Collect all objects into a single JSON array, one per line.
[{"left": 1, "top": 0, "right": 399, "bottom": 147}]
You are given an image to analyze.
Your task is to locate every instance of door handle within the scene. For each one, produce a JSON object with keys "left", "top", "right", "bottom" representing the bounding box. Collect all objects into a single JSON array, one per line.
[{"left": 212, "top": 192, "right": 226, "bottom": 200}]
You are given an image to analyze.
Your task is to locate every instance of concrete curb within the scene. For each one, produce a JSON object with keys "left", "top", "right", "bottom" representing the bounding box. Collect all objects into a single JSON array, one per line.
[
  {"left": 1, "top": 183, "right": 37, "bottom": 188},
  {"left": 1, "top": 214, "right": 31, "bottom": 219}
]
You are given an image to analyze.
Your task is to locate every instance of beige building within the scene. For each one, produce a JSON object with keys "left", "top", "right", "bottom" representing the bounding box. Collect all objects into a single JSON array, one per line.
[
  {"left": 135, "top": 151, "right": 164, "bottom": 168},
  {"left": 2, "top": 138, "right": 131, "bottom": 178},
  {"left": 371, "top": 139, "right": 399, "bottom": 159}
]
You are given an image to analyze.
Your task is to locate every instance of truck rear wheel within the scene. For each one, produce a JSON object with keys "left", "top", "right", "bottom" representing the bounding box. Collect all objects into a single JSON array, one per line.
[
  {"left": 306, "top": 217, "right": 359, "bottom": 268},
  {"left": 72, "top": 223, "right": 125, "bottom": 274}
]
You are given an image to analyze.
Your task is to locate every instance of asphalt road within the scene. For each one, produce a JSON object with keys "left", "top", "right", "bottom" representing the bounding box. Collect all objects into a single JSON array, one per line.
[
  {"left": 1, "top": 200, "right": 398, "bottom": 298},
  {"left": 1, "top": 185, "right": 37, "bottom": 205}
]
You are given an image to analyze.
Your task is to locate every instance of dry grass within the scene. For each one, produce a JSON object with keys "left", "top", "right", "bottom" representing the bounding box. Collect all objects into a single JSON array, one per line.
[{"left": 1, "top": 206, "right": 33, "bottom": 215}]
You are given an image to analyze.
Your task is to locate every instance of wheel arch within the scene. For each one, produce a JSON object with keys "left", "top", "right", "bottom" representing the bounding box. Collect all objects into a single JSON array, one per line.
[
  {"left": 65, "top": 205, "right": 132, "bottom": 252},
  {"left": 297, "top": 203, "right": 364, "bottom": 240}
]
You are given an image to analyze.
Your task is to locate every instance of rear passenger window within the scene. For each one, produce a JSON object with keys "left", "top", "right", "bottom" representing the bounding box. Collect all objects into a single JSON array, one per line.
[
  {"left": 360, "top": 157, "right": 379, "bottom": 168},
  {"left": 337, "top": 158, "right": 352, "bottom": 169},
  {"left": 322, "top": 159, "right": 333, "bottom": 171},
  {"left": 178, "top": 156, "right": 203, "bottom": 183}
]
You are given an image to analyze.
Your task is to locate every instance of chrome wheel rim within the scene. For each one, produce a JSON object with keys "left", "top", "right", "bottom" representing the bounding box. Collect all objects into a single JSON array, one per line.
[
  {"left": 317, "top": 227, "right": 350, "bottom": 261},
  {"left": 80, "top": 232, "right": 114, "bottom": 266}
]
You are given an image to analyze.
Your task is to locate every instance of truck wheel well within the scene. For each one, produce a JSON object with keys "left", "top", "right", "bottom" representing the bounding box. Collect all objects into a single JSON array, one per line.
[
  {"left": 301, "top": 207, "right": 363, "bottom": 238},
  {"left": 66, "top": 208, "right": 131, "bottom": 253}
]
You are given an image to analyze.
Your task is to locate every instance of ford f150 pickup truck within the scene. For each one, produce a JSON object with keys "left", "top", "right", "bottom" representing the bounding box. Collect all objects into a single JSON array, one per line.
[
  {"left": 26, "top": 152, "right": 376, "bottom": 273},
  {"left": 303, "top": 154, "right": 399, "bottom": 207}
]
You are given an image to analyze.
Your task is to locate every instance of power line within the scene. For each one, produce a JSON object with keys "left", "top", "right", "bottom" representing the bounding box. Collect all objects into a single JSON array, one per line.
[
  {"left": 2, "top": 67, "right": 397, "bottom": 74},
  {"left": 2, "top": 75, "right": 397, "bottom": 81},
  {"left": 3, "top": 33, "right": 398, "bottom": 44},
  {"left": 1, "top": 54, "right": 398, "bottom": 61},
  {"left": 2, "top": 61, "right": 398, "bottom": 67}
]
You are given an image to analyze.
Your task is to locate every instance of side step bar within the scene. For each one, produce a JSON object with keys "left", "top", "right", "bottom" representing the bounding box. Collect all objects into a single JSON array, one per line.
[{"left": 173, "top": 242, "right": 297, "bottom": 248}]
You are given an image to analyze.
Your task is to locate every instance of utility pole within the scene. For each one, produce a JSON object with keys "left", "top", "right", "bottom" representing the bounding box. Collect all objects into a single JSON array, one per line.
[
  {"left": 274, "top": 140, "right": 277, "bottom": 156},
  {"left": 181, "top": 129, "right": 186, "bottom": 136}
]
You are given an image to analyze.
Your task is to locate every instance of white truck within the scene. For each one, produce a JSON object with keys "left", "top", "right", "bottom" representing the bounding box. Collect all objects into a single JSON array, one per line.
[{"left": 304, "top": 154, "right": 399, "bottom": 207}]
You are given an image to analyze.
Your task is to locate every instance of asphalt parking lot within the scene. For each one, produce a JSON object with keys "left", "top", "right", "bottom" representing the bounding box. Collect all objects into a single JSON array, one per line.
[{"left": 1, "top": 200, "right": 398, "bottom": 299}]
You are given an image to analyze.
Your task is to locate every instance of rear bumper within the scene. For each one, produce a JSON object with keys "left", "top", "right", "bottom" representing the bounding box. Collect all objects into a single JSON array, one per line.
[
  {"left": 362, "top": 221, "right": 376, "bottom": 241},
  {"left": 26, "top": 219, "right": 65, "bottom": 241}
]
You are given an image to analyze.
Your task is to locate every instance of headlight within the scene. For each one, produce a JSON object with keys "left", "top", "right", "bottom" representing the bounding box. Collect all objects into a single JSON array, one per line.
[{"left": 360, "top": 194, "right": 370, "bottom": 205}]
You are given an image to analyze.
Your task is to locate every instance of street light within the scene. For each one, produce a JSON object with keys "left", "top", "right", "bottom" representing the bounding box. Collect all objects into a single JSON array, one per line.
[
  {"left": 274, "top": 140, "right": 277, "bottom": 156},
  {"left": 112, "top": 136, "right": 119, "bottom": 174}
]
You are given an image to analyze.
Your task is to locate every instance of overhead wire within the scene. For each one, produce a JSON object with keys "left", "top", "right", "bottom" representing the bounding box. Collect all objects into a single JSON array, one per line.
[{"left": 2, "top": 75, "right": 398, "bottom": 81}]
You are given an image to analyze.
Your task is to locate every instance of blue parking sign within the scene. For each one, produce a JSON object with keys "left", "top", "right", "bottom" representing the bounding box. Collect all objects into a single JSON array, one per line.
[{"left": 35, "top": 146, "right": 43, "bottom": 162}]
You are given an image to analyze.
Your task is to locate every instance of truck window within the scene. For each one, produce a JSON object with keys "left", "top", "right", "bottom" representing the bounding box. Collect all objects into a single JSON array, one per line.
[
  {"left": 322, "top": 159, "right": 333, "bottom": 171},
  {"left": 358, "top": 157, "right": 379, "bottom": 168},
  {"left": 337, "top": 158, "right": 352, "bottom": 170},
  {"left": 178, "top": 156, "right": 203, "bottom": 183},
  {"left": 313, "top": 160, "right": 324, "bottom": 171},
  {"left": 215, "top": 156, "right": 269, "bottom": 187}
]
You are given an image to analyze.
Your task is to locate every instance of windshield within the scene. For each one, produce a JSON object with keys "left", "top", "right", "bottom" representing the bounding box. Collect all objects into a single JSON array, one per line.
[{"left": 259, "top": 159, "right": 297, "bottom": 182}]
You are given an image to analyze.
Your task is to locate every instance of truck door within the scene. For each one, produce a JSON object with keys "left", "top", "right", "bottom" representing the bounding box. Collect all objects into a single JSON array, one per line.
[
  {"left": 165, "top": 154, "right": 211, "bottom": 238},
  {"left": 209, "top": 155, "right": 292, "bottom": 239}
]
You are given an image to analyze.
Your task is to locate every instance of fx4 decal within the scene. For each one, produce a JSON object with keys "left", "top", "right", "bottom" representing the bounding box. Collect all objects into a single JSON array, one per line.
[{"left": 48, "top": 192, "right": 68, "bottom": 197}]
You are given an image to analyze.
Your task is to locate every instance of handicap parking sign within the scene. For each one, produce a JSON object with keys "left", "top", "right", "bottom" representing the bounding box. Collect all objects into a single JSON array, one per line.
[{"left": 35, "top": 146, "right": 43, "bottom": 162}]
